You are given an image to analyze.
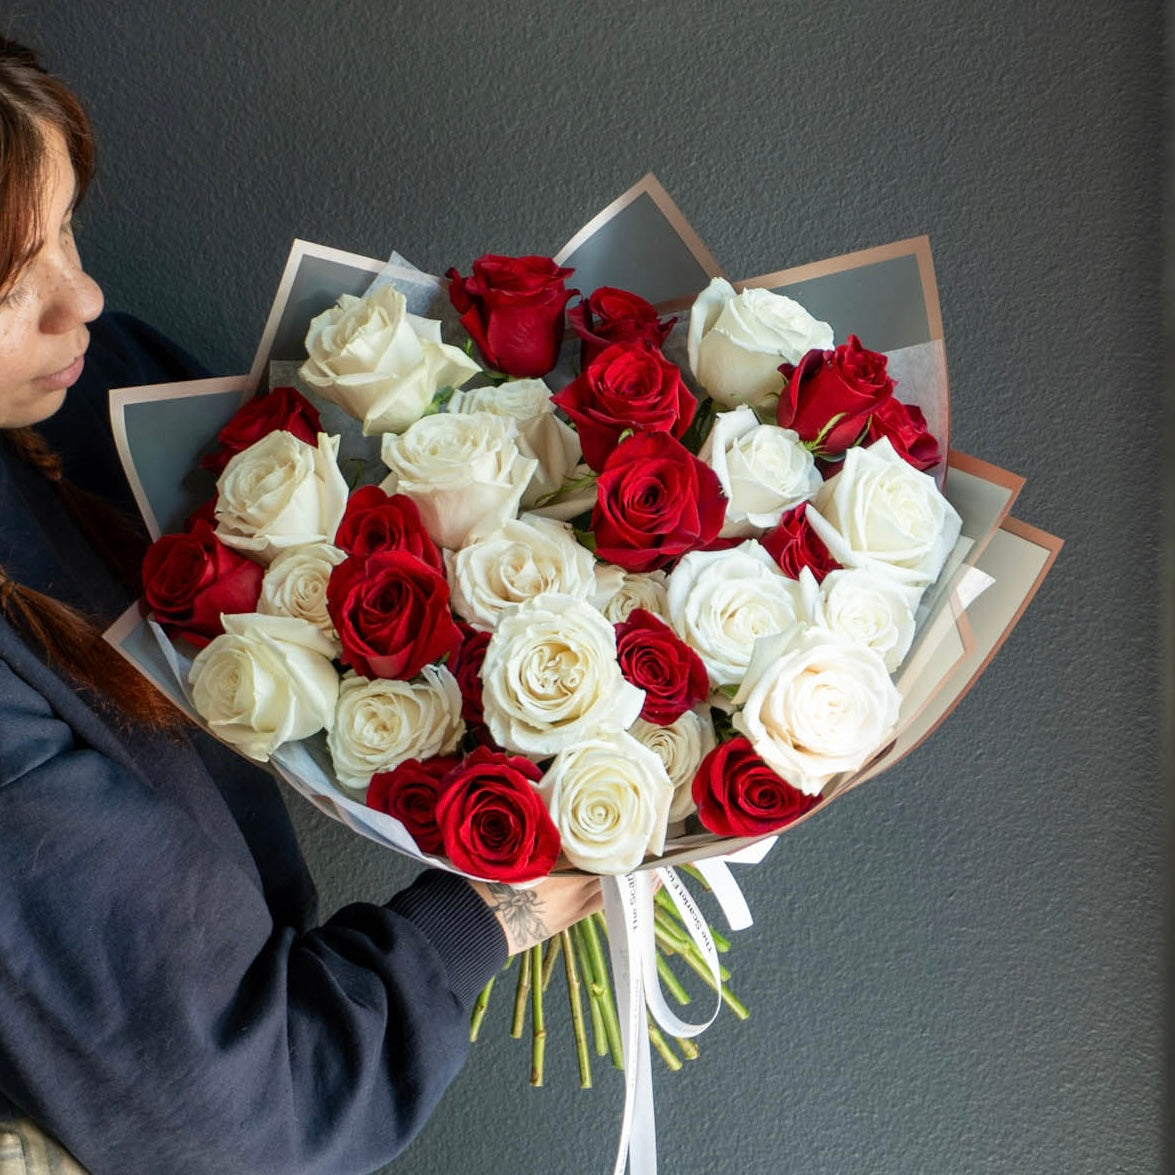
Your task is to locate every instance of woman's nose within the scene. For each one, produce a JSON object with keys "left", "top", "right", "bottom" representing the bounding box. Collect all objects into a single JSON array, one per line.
[{"left": 41, "top": 263, "right": 104, "bottom": 335}]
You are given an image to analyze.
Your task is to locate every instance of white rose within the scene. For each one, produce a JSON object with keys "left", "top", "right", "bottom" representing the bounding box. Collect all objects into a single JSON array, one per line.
[
  {"left": 215, "top": 431, "right": 348, "bottom": 564},
  {"left": 449, "top": 378, "right": 585, "bottom": 511},
  {"left": 379, "top": 412, "right": 539, "bottom": 550},
  {"left": 537, "top": 731, "right": 673, "bottom": 873},
  {"left": 326, "top": 665, "right": 464, "bottom": 791},
  {"left": 600, "top": 569, "right": 670, "bottom": 623},
  {"left": 480, "top": 592, "right": 645, "bottom": 757},
  {"left": 732, "top": 626, "right": 901, "bottom": 795},
  {"left": 805, "top": 566, "right": 921, "bottom": 672},
  {"left": 630, "top": 709, "right": 716, "bottom": 822},
  {"left": 188, "top": 613, "right": 339, "bottom": 762},
  {"left": 447, "top": 514, "right": 601, "bottom": 631},
  {"left": 699, "top": 405, "right": 822, "bottom": 537},
  {"left": 687, "top": 277, "right": 834, "bottom": 409},
  {"left": 257, "top": 541, "right": 346, "bottom": 644},
  {"left": 667, "top": 541, "right": 806, "bottom": 688},
  {"left": 805, "top": 438, "right": 963, "bottom": 589},
  {"left": 300, "top": 284, "right": 480, "bottom": 434}
]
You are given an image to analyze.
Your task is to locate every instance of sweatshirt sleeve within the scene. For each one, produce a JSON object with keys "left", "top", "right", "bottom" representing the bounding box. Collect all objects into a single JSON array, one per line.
[{"left": 0, "top": 657, "right": 508, "bottom": 1175}]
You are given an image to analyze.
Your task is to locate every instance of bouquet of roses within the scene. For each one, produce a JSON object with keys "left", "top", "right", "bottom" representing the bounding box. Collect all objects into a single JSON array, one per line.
[{"left": 107, "top": 177, "right": 1059, "bottom": 1172}]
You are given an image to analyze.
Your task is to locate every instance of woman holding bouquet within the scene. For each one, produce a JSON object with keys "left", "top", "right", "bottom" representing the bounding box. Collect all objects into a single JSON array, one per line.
[{"left": 0, "top": 39, "right": 599, "bottom": 1175}]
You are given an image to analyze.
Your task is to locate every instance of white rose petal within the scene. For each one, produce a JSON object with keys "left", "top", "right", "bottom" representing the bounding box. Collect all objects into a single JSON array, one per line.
[
  {"left": 700, "top": 405, "right": 822, "bottom": 537},
  {"left": 257, "top": 541, "right": 346, "bottom": 645},
  {"left": 732, "top": 626, "right": 901, "bottom": 795},
  {"left": 667, "top": 541, "right": 806, "bottom": 687},
  {"left": 481, "top": 592, "right": 644, "bottom": 757},
  {"left": 300, "top": 285, "right": 480, "bottom": 434},
  {"left": 214, "top": 431, "right": 348, "bottom": 564},
  {"left": 805, "top": 437, "right": 963, "bottom": 590},
  {"left": 447, "top": 514, "right": 600, "bottom": 631},
  {"left": 600, "top": 570, "right": 671, "bottom": 623},
  {"left": 537, "top": 731, "right": 673, "bottom": 874},
  {"left": 188, "top": 613, "right": 339, "bottom": 762},
  {"left": 326, "top": 666, "right": 464, "bottom": 792},
  {"left": 630, "top": 709, "right": 717, "bottom": 822},
  {"left": 379, "top": 411, "right": 539, "bottom": 550},
  {"left": 806, "top": 566, "right": 921, "bottom": 672},
  {"left": 687, "top": 277, "right": 833, "bottom": 409}
]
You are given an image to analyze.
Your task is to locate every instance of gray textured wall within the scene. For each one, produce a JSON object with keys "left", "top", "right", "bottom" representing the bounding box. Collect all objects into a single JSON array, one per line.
[{"left": 22, "top": 3, "right": 1165, "bottom": 1173}]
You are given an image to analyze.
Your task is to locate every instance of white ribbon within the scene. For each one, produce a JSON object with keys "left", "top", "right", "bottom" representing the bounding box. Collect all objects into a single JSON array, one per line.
[{"left": 601, "top": 852, "right": 761, "bottom": 1175}]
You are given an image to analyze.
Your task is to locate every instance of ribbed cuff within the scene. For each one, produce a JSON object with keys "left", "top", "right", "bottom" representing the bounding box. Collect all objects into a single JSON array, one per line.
[{"left": 387, "top": 870, "right": 508, "bottom": 1008}]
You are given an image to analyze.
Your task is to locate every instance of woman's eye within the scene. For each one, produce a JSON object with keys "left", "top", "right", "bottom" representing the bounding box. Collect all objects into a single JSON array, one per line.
[{"left": 0, "top": 282, "right": 30, "bottom": 308}]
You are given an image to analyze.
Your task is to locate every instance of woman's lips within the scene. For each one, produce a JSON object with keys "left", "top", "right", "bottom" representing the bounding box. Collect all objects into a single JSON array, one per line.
[{"left": 37, "top": 354, "right": 85, "bottom": 389}]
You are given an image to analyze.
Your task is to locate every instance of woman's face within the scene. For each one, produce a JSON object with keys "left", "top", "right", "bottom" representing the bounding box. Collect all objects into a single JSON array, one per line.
[{"left": 0, "top": 124, "right": 103, "bottom": 429}]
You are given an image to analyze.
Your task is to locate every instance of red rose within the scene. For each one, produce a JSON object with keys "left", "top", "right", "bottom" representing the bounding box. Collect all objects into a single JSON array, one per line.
[
  {"left": 366, "top": 756, "right": 461, "bottom": 854},
  {"left": 326, "top": 550, "right": 462, "bottom": 680},
  {"left": 551, "top": 342, "right": 696, "bottom": 473},
  {"left": 777, "top": 335, "right": 894, "bottom": 459},
  {"left": 591, "top": 431, "right": 727, "bottom": 573},
  {"left": 568, "top": 286, "right": 675, "bottom": 367},
  {"left": 452, "top": 624, "right": 492, "bottom": 727},
  {"left": 759, "top": 502, "right": 840, "bottom": 582},
  {"left": 446, "top": 253, "right": 576, "bottom": 378},
  {"left": 866, "top": 396, "right": 941, "bottom": 472},
  {"left": 434, "top": 747, "right": 560, "bottom": 882},
  {"left": 692, "top": 736, "right": 819, "bottom": 837},
  {"left": 334, "top": 486, "right": 444, "bottom": 574},
  {"left": 615, "top": 608, "right": 710, "bottom": 726},
  {"left": 141, "top": 519, "right": 263, "bottom": 647},
  {"left": 201, "top": 386, "right": 323, "bottom": 473}
]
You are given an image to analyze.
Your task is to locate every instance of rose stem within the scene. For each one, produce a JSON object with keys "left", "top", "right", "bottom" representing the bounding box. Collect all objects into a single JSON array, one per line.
[
  {"left": 654, "top": 888, "right": 731, "bottom": 952},
  {"left": 679, "top": 862, "right": 710, "bottom": 889},
  {"left": 572, "top": 921, "right": 608, "bottom": 1057},
  {"left": 655, "top": 953, "right": 692, "bottom": 1007},
  {"left": 646, "top": 1014, "right": 682, "bottom": 1072},
  {"left": 540, "top": 934, "right": 563, "bottom": 991},
  {"left": 653, "top": 926, "right": 749, "bottom": 1020},
  {"left": 674, "top": 1036, "right": 700, "bottom": 1061},
  {"left": 581, "top": 914, "right": 624, "bottom": 1068},
  {"left": 530, "top": 944, "right": 546, "bottom": 1087},
  {"left": 469, "top": 976, "right": 494, "bottom": 1042},
  {"left": 511, "top": 945, "right": 532, "bottom": 1039},
  {"left": 561, "top": 927, "right": 592, "bottom": 1089}
]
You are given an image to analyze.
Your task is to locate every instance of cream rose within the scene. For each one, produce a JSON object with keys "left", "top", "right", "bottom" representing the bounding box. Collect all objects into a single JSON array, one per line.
[
  {"left": 447, "top": 514, "right": 603, "bottom": 631},
  {"left": 536, "top": 731, "right": 673, "bottom": 873},
  {"left": 804, "top": 566, "right": 921, "bottom": 672},
  {"left": 666, "top": 541, "right": 806, "bottom": 687},
  {"left": 732, "top": 626, "right": 901, "bottom": 795},
  {"left": 480, "top": 592, "right": 645, "bottom": 757},
  {"left": 300, "top": 284, "right": 479, "bottom": 434},
  {"left": 326, "top": 666, "right": 464, "bottom": 791},
  {"left": 214, "top": 431, "right": 348, "bottom": 564},
  {"left": 630, "top": 709, "right": 716, "bottom": 822},
  {"left": 687, "top": 277, "right": 833, "bottom": 409},
  {"left": 257, "top": 541, "right": 346, "bottom": 644},
  {"left": 699, "top": 405, "right": 822, "bottom": 537},
  {"left": 449, "top": 378, "right": 586, "bottom": 511},
  {"left": 188, "top": 613, "right": 339, "bottom": 762},
  {"left": 600, "top": 569, "right": 670, "bottom": 623},
  {"left": 379, "top": 411, "right": 539, "bottom": 550},
  {"left": 805, "top": 438, "right": 963, "bottom": 589}
]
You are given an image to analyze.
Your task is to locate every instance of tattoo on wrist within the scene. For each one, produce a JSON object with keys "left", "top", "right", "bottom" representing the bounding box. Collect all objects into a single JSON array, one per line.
[{"left": 484, "top": 882, "right": 548, "bottom": 946}]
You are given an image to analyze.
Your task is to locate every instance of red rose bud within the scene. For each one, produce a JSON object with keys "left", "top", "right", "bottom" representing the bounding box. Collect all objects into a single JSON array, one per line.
[
  {"left": 551, "top": 341, "right": 696, "bottom": 473},
  {"left": 568, "top": 286, "right": 675, "bottom": 367},
  {"left": 452, "top": 624, "right": 492, "bottom": 727},
  {"left": 778, "top": 335, "right": 894, "bottom": 459},
  {"left": 435, "top": 747, "right": 560, "bottom": 882},
  {"left": 366, "top": 755, "right": 460, "bottom": 854},
  {"left": 865, "top": 395, "right": 941, "bottom": 472},
  {"left": 446, "top": 253, "right": 576, "bottom": 378},
  {"left": 615, "top": 608, "right": 710, "bottom": 726},
  {"left": 141, "top": 520, "right": 264, "bottom": 647},
  {"left": 692, "top": 736, "right": 820, "bottom": 837},
  {"left": 760, "top": 502, "right": 841, "bottom": 581},
  {"left": 327, "top": 549, "right": 462, "bottom": 681},
  {"left": 592, "top": 431, "right": 727, "bottom": 573},
  {"left": 334, "top": 485, "right": 444, "bottom": 574},
  {"left": 201, "top": 386, "right": 323, "bottom": 473}
]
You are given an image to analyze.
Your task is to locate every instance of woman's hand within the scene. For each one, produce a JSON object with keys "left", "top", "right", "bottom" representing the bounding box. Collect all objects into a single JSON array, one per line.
[{"left": 468, "top": 874, "right": 603, "bottom": 955}]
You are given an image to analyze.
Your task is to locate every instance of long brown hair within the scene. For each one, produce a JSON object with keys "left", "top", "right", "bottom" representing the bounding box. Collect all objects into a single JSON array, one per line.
[{"left": 0, "top": 41, "right": 182, "bottom": 731}]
